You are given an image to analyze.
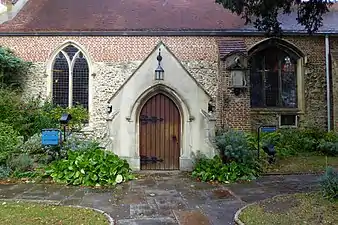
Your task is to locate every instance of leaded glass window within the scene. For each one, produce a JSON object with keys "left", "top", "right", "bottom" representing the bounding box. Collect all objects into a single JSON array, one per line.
[
  {"left": 52, "top": 45, "right": 89, "bottom": 109},
  {"left": 250, "top": 47, "right": 297, "bottom": 108}
]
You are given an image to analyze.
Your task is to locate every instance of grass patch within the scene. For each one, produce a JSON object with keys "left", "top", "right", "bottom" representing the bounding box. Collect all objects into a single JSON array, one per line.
[
  {"left": 264, "top": 154, "right": 338, "bottom": 174},
  {"left": 240, "top": 192, "right": 338, "bottom": 225},
  {"left": 0, "top": 201, "right": 109, "bottom": 225}
]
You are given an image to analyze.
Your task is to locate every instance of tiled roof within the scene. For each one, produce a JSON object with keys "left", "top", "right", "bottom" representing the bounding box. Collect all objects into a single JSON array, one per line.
[
  {"left": 217, "top": 39, "right": 247, "bottom": 58},
  {"left": 0, "top": 0, "right": 245, "bottom": 32},
  {"left": 0, "top": 0, "right": 338, "bottom": 33}
]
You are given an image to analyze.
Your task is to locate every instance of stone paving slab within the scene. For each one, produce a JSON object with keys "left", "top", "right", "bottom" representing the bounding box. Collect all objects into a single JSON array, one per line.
[
  {"left": 0, "top": 173, "right": 321, "bottom": 225},
  {"left": 173, "top": 210, "right": 212, "bottom": 225}
]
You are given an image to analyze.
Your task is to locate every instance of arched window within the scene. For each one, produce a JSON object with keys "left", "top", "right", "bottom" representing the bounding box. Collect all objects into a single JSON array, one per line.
[
  {"left": 52, "top": 45, "right": 89, "bottom": 109},
  {"left": 250, "top": 47, "right": 298, "bottom": 108}
]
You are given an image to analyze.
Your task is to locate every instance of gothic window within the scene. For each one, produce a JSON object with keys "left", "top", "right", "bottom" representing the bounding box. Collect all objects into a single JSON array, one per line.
[
  {"left": 250, "top": 47, "right": 297, "bottom": 108},
  {"left": 52, "top": 45, "right": 89, "bottom": 109}
]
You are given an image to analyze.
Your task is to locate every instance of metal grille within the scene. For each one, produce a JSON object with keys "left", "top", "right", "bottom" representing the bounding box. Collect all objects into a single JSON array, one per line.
[
  {"left": 250, "top": 47, "right": 297, "bottom": 108},
  {"left": 52, "top": 52, "right": 69, "bottom": 107},
  {"left": 73, "top": 52, "right": 89, "bottom": 109},
  {"left": 63, "top": 45, "right": 78, "bottom": 61}
]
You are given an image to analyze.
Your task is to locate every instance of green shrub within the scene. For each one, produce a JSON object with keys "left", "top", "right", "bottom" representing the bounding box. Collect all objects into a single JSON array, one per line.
[
  {"left": 7, "top": 153, "right": 34, "bottom": 173},
  {"left": 317, "top": 132, "right": 338, "bottom": 157},
  {"left": 214, "top": 129, "right": 256, "bottom": 165},
  {"left": 43, "top": 103, "right": 89, "bottom": 131},
  {"left": 62, "top": 135, "right": 100, "bottom": 152},
  {"left": 0, "top": 88, "right": 88, "bottom": 140},
  {"left": 191, "top": 155, "right": 259, "bottom": 183},
  {"left": 320, "top": 166, "right": 338, "bottom": 201},
  {"left": 45, "top": 148, "right": 134, "bottom": 186},
  {"left": 0, "top": 166, "right": 11, "bottom": 179},
  {"left": 0, "top": 122, "right": 23, "bottom": 164},
  {"left": 19, "top": 133, "right": 43, "bottom": 155}
]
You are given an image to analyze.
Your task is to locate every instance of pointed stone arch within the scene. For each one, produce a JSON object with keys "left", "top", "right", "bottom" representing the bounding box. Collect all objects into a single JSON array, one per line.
[
  {"left": 248, "top": 37, "right": 306, "bottom": 113},
  {"left": 106, "top": 41, "right": 214, "bottom": 171},
  {"left": 45, "top": 40, "right": 94, "bottom": 115},
  {"left": 248, "top": 37, "right": 305, "bottom": 59}
]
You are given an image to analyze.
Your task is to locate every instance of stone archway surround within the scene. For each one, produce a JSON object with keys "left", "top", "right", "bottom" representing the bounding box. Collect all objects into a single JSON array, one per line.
[{"left": 106, "top": 42, "right": 215, "bottom": 171}]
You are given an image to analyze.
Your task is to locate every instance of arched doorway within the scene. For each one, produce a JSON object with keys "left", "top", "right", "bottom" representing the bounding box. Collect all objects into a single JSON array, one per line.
[{"left": 139, "top": 93, "right": 181, "bottom": 170}]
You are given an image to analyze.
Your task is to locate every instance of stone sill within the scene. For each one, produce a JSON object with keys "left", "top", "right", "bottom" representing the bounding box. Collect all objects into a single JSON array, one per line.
[{"left": 250, "top": 108, "right": 303, "bottom": 115}]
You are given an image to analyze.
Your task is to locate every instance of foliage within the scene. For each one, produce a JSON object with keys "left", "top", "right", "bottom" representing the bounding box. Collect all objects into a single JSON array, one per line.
[
  {"left": 45, "top": 148, "right": 134, "bottom": 186},
  {"left": 7, "top": 153, "right": 34, "bottom": 173},
  {"left": 19, "top": 133, "right": 44, "bottom": 155},
  {"left": 215, "top": 0, "right": 332, "bottom": 36},
  {"left": 0, "top": 46, "right": 32, "bottom": 88},
  {"left": 0, "top": 122, "right": 23, "bottom": 164},
  {"left": 318, "top": 132, "right": 338, "bottom": 157},
  {"left": 191, "top": 155, "right": 259, "bottom": 183},
  {"left": 0, "top": 88, "right": 88, "bottom": 140},
  {"left": 251, "top": 127, "right": 330, "bottom": 158},
  {"left": 214, "top": 129, "right": 256, "bottom": 165},
  {"left": 62, "top": 135, "right": 100, "bottom": 152},
  {"left": 42, "top": 103, "right": 89, "bottom": 131},
  {"left": 319, "top": 166, "right": 338, "bottom": 201},
  {"left": 0, "top": 166, "right": 11, "bottom": 179}
]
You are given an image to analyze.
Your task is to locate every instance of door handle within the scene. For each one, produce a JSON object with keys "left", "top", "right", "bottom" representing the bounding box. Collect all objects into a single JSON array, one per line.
[{"left": 172, "top": 135, "right": 178, "bottom": 144}]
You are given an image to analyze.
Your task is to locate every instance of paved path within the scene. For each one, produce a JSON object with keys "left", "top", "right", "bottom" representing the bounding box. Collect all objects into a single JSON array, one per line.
[{"left": 0, "top": 172, "right": 321, "bottom": 225}]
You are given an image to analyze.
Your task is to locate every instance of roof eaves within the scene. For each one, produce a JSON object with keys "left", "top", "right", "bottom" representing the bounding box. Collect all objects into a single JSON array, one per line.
[{"left": 0, "top": 29, "right": 338, "bottom": 36}]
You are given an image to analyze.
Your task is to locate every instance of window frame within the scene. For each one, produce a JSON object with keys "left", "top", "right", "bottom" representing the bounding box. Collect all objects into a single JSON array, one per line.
[
  {"left": 51, "top": 46, "right": 89, "bottom": 109},
  {"left": 249, "top": 47, "right": 298, "bottom": 109}
]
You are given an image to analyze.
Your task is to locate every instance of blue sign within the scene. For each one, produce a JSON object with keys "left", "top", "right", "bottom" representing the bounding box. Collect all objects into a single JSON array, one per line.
[
  {"left": 260, "top": 126, "right": 277, "bottom": 133},
  {"left": 41, "top": 129, "right": 60, "bottom": 146}
]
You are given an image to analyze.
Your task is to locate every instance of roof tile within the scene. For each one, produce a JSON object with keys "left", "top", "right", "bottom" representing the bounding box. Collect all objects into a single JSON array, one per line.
[
  {"left": 0, "top": 0, "right": 245, "bottom": 32},
  {"left": 217, "top": 39, "right": 247, "bottom": 58}
]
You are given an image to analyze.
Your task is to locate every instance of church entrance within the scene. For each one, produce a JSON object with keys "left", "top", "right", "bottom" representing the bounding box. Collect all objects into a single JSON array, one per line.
[{"left": 139, "top": 93, "right": 181, "bottom": 170}]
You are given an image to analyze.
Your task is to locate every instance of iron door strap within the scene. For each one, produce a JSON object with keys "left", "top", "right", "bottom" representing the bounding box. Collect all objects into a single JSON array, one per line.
[
  {"left": 140, "top": 155, "right": 163, "bottom": 164},
  {"left": 140, "top": 115, "right": 164, "bottom": 124}
]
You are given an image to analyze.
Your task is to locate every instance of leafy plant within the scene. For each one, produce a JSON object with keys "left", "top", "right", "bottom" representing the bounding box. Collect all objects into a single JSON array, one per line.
[
  {"left": 19, "top": 133, "right": 43, "bottom": 155},
  {"left": 0, "top": 122, "right": 23, "bottom": 164},
  {"left": 191, "top": 155, "right": 259, "bottom": 183},
  {"left": 214, "top": 129, "right": 256, "bottom": 165},
  {"left": 7, "top": 153, "right": 34, "bottom": 173},
  {"left": 43, "top": 103, "right": 89, "bottom": 131},
  {"left": 0, "top": 46, "right": 32, "bottom": 88},
  {"left": 45, "top": 148, "right": 134, "bottom": 186},
  {"left": 318, "top": 132, "right": 338, "bottom": 157},
  {"left": 0, "top": 166, "right": 11, "bottom": 179},
  {"left": 320, "top": 166, "right": 338, "bottom": 201}
]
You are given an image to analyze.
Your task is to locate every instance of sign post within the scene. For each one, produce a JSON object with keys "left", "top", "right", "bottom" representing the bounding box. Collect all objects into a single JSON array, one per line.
[
  {"left": 41, "top": 129, "right": 61, "bottom": 146},
  {"left": 257, "top": 125, "right": 277, "bottom": 159}
]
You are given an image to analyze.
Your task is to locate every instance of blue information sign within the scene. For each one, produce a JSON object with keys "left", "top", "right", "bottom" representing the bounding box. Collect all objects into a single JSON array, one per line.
[
  {"left": 260, "top": 126, "right": 277, "bottom": 133},
  {"left": 41, "top": 129, "right": 60, "bottom": 146}
]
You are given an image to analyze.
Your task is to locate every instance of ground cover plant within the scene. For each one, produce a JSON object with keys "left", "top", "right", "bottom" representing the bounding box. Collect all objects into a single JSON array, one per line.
[
  {"left": 192, "top": 126, "right": 338, "bottom": 183},
  {"left": 192, "top": 129, "right": 261, "bottom": 183},
  {"left": 239, "top": 192, "right": 338, "bottom": 225},
  {"left": 257, "top": 127, "right": 338, "bottom": 173},
  {"left": 0, "top": 201, "right": 109, "bottom": 225},
  {"left": 45, "top": 142, "right": 134, "bottom": 186}
]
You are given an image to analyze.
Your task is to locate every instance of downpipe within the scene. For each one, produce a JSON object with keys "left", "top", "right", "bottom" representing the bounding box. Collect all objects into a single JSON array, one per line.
[{"left": 325, "top": 34, "right": 331, "bottom": 131}]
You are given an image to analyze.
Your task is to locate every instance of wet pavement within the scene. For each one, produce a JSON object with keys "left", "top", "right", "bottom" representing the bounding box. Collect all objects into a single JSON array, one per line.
[{"left": 0, "top": 172, "right": 321, "bottom": 225}]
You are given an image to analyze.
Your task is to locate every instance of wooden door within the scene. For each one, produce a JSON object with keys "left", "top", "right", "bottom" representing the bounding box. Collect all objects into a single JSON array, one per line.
[{"left": 139, "top": 93, "right": 181, "bottom": 170}]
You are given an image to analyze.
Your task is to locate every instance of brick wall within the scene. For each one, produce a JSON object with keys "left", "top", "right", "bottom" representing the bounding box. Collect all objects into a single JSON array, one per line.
[{"left": 216, "top": 36, "right": 327, "bottom": 131}]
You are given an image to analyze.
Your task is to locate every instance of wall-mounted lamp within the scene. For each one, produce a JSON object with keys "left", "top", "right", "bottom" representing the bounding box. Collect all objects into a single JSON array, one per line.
[
  {"left": 227, "top": 55, "right": 248, "bottom": 96},
  {"left": 155, "top": 48, "right": 164, "bottom": 80}
]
